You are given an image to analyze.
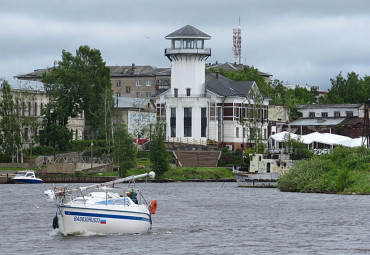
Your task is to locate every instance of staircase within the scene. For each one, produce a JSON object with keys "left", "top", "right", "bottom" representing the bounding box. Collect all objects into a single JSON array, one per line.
[{"left": 174, "top": 151, "right": 221, "bottom": 167}]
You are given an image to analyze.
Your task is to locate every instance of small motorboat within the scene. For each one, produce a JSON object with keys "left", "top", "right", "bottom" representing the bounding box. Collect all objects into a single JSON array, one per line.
[
  {"left": 45, "top": 171, "right": 157, "bottom": 236},
  {"left": 12, "top": 170, "right": 43, "bottom": 184}
]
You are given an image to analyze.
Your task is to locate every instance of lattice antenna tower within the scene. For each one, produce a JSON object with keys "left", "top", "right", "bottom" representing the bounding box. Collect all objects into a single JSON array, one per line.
[{"left": 233, "top": 17, "right": 242, "bottom": 65}]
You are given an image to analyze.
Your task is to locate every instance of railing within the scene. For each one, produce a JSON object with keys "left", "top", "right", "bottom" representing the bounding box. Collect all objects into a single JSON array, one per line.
[
  {"left": 166, "top": 137, "right": 208, "bottom": 146},
  {"left": 165, "top": 48, "right": 211, "bottom": 56},
  {"left": 165, "top": 94, "right": 207, "bottom": 99}
]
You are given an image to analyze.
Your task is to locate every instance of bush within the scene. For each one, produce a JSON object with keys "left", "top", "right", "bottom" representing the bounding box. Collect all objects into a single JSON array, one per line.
[{"left": 278, "top": 146, "right": 370, "bottom": 194}]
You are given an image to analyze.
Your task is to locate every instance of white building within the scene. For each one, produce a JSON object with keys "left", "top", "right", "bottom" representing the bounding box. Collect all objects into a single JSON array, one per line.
[
  {"left": 0, "top": 79, "right": 85, "bottom": 143},
  {"left": 155, "top": 25, "right": 270, "bottom": 150}
]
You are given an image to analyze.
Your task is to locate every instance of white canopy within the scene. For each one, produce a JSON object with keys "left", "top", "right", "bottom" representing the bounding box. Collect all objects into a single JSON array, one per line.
[
  {"left": 336, "top": 137, "right": 365, "bottom": 147},
  {"left": 269, "top": 132, "right": 364, "bottom": 147},
  {"left": 269, "top": 131, "right": 299, "bottom": 142}
]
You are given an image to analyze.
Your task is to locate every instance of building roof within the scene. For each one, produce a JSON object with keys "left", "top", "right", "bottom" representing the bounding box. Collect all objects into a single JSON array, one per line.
[
  {"left": 15, "top": 65, "right": 171, "bottom": 80},
  {"left": 289, "top": 118, "right": 345, "bottom": 126},
  {"left": 205, "top": 73, "right": 255, "bottom": 97},
  {"left": 297, "top": 104, "right": 362, "bottom": 110},
  {"left": 165, "top": 25, "right": 211, "bottom": 40},
  {"left": 109, "top": 65, "right": 171, "bottom": 77},
  {"left": 2, "top": 78, "right": 45, "bottom": 91},
  {"left": 206, "top": 62, "right": 272, "bottom": 78}
]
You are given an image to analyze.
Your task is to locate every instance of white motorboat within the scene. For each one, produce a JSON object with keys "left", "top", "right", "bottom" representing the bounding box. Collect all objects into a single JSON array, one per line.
[
  {"left": 12, "top": 170, "right": 43, "bottom": 184},
  {"left": 45, "top": 171, "right": 157, "bottom": 236},
  {"left": 234, "top": 152, "right": 296, "bottom": 188}
]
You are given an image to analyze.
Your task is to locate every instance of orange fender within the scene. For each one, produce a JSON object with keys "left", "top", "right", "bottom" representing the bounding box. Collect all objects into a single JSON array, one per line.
[{"left": 149, "top": 200, "right": 158, "bottom": 214}]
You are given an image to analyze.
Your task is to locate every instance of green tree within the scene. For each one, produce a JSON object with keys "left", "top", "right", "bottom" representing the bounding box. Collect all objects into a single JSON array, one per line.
[
  {"left": 112, "top": 120, "right": 136, "bottom": 177},
  {"left": 149, "top": 123, "right": 169, "bottom": 177},
  {"left": 268, "top": 79, "right": 318, "bottom": 120},
  {"left": 0, "top": 80, "right": 22, "bottom": 162},
  {"left": 323, "top": 72, "right": 369, "bottom": 104},
  {"left": 39, "top": 105, "right": 72, "bottom": 151},
  {"left": 42, "top": 45, "right": 114, "bottom": 145}
]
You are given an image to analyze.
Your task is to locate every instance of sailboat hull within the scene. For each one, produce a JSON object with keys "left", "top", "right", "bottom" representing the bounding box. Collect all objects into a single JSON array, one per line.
[{"left": 58, "top": 204, "right": 151, "bottom": 236}]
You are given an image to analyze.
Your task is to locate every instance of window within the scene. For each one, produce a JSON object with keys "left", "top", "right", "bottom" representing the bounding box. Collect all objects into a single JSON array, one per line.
[
  {"left": 321, "top": 112, "right": 328, "bottom": 118},
  {"left": 40, "top": 103, "right": 43, "bottom": 116},
  {"left": 174, "top": 88, "right": 178, "bottom": 97},
  {"left": 34, "top": 103, "right": 38, "bottom": 116},
  {"left": 201, "top": 108, "right": 207, "bottom": 137},
  {"left": 136, "top": 80, "right": 141, "bottom": 86},
  {"left": 236, "top": 127, "right": 239, "bottom": 138},
  {"left": 186, "top": 88, "right": 191, "bottom": 96},
  {"left": 28, "top": 102, "right": 31, "bottom": 116},
  {"left": 196, "top": 40, "right": 204, "bottom": 49},
  {"left": 146, "top": 92, "right": 151, "bottom": 98},
  {"left": 334, "top": 111, "right": 340, "bottom": 117},
  {"left": 170, "top": 108, "right": 176, "bottom": 137},
  {"left": 116, "top": 92, "right": 121, "bottom": 97},
  {"left": 184, "top": 107, "right": 192, "bottom": 137},
  {"left": 24, "top": 128, "right": 28, "bottom": 139},
  {"left": 183, "top": 39, "right": 194, "bottom": 49},
  {"left": 136, "top": 92, "right": 141, "bottom": 98},
  {"left": 116, "top": 80, "right": 121, "bottom": 87},
  {"left": 146, "top": 80, "right": 151, "bottom": 86},
  {"left": 309, "top": 112, "right": 315, "bottom": 118},
  {"left": 174, "top": 40, "right": 181, "bottom": 49},
  {"left": 346, "top": 111, "right": 353, "bottom": 117},
  {"left": 126, "top": 86, "right": 131, "bottom": 93}
]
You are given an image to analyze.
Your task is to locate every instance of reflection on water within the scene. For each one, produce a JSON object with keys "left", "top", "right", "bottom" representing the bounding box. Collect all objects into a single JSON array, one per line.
[{"left": 0, "top": 182, "right": 369, "bottom": 254}]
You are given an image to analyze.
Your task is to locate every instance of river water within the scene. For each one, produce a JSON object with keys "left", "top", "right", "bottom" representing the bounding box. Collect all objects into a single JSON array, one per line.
[{"left": 0, "top": 182, "right": 369, "bottom": 255}]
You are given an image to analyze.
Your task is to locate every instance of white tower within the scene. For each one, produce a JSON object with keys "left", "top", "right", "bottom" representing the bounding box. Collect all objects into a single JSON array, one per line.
[
  {"left": 165, "top": 25, "right": 211, "bottom": 96},
  {"left": 158, "top": 25, "right": 211, "bottom": 142}
]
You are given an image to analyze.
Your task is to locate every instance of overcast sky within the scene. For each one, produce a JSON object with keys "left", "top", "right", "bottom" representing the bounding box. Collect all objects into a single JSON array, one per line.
[{"left": 1, "top": 0, "right": 369, "bottom": 91}]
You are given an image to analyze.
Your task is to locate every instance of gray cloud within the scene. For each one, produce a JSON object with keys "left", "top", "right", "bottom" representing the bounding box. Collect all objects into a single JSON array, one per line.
[{"left": 1, "top": 0, "right": 370, "bottom": 90}]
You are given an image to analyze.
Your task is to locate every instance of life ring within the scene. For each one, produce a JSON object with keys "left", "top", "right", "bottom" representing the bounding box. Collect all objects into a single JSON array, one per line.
[
  {"left": 149, "top": 200, "right": 158, "bottom": 214},
  {"left": 54, "top": 187, "right": 65, "bottom": 197}
]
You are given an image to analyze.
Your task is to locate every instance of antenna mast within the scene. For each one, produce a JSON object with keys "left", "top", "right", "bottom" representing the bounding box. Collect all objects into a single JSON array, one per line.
[{"left": 233, "top": 17, "right": 242, "bottom": 65}]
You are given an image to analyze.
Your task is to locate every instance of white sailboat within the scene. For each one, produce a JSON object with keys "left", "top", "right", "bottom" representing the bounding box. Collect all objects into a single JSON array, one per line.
[{"left": 45, "top": 172, "right": 157, "bottom": 236}]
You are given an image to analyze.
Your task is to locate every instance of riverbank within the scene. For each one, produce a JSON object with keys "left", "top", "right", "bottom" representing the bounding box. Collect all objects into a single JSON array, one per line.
[
  {"left": 0, "top": 174, "right": 235, "bottom": 184},
  {"left": 278, "top": 147, "right": 370, "bottom": 195}
]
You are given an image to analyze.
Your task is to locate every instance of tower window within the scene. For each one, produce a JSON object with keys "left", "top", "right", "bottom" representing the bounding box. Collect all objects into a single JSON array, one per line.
[
  {"left": 184, "top": 107, "right": 192, "bottom": 137},
  {"left": 186, "top": 88, "right": 191, "bottom": 96},
  {"left": 201, "top": 108, "right": 207, "bottom": 137},
  {"left": 174, "top": 88, "right": 178, "bottom": 97},
  {"left": 183, "top": 39, "right": 194, "bottom": 49},
  {"left": 174, "top": 40, "right": 181, "bottom": 49},
  {"left": 170, "top": 108, "right": 176, "bottom": 137},
  {"left": 196, "top": 40, "right": 204, "bottom": 49}
]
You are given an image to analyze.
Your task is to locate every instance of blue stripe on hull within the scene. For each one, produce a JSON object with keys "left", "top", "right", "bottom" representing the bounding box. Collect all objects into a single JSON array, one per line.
[
  {"left": 13, "top": 179, "right": 43, "bottom": 184},
  {"left": 64, "top": 211, "right": 151, "bottom": 222}
]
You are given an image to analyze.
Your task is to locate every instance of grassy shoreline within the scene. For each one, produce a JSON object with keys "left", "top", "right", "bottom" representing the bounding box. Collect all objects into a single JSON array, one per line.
[{"left": 278, "top": 147, "right": 370, "bottom": 195}]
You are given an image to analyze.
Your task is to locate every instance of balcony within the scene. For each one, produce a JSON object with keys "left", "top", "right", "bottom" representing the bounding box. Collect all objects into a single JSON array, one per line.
[{"left": 165, "top": 48, "right": 211, "bottom": 56}]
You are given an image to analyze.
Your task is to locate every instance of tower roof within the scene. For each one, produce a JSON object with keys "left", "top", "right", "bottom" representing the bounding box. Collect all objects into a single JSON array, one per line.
[{"left": 165, "top": 25, "right": 211, "bottom": 39}]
